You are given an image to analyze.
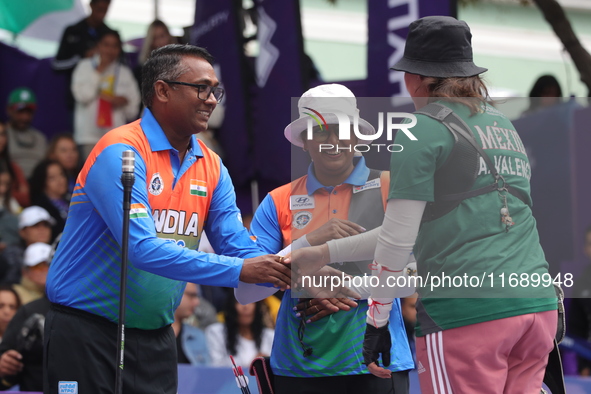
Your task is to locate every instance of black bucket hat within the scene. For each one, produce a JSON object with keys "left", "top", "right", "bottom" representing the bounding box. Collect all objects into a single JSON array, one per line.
[{"left": 391, "top": 16, "right": 487, "bottom": 78}]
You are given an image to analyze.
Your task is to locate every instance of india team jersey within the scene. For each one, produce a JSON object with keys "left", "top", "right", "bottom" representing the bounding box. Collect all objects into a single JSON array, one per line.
[
  {"left": 47, "top": 109, "right": 262, "bottom": 330},
  {"left": 250, "top": 158, "right": 414, "bottom": 377}
]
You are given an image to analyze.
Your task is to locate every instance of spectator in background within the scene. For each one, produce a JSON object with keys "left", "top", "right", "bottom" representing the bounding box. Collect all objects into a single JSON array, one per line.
[
  {"left": 29, "top": 160, "right": 69, "bottom": 242},
  {"left": 13, "top": 242, "right": 51, "bottom": 306},
  {"left": 206, "top": 293, "right": 274, "bottom": 368},
  {"left": 46, "top": 134, "right": 80, "bottom": 199},
  {"left": 0, "top": 293, "right": 49, "bottom": 392},
  {"left": 188, "top": 284, "right": 219, "bottom": 330},
  {"left": 173, "top": 283, "right": 210, "bottom": 366},
  {"left": 1, "top": 207, "right": 53, "bottom": 286},
  {"left": 0, "top": 237, "right": 55, "bottom": 391},
  {"left": 0, "top": 162, "right": 20, "bottom": 251},
  {"left": 53, "top": 0, "right": 113, "bottom": 71},
  {"left": 568, "top": 225, "right": 591, "bottom": 376},
  {"left": 523, "top": 74, "right": 564, "bottom": 115},
  {"left": 0, "top": 122, "right": 29, "bottom": 208},
  {"left": 72, "top": 29, "right": 141, "bottom": 161},
  {"left": 138, "top": 20, "right": 177, "bottom": 67},
  {"left": 134, "top": 20, "right": 177, "bottom": 96},
  {"left": 4, "top": 88, "right": 47, "bottom": 179},
  {"left": 0, "top": 286, "right": 20, "bottom": 343},
  {"left": 53, "top": 0, "right": 113, "bottom": 119}
]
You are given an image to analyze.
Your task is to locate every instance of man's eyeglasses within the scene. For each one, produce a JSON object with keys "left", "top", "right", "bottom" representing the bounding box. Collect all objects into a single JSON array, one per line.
[{"left": 162, "top": 80, "right": 224, "bottom": 103}]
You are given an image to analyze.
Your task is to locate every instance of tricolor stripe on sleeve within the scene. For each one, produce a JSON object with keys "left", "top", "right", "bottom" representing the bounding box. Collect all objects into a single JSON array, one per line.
[{"left": 130, "top": 203, "right": 149, "bottom": 219}]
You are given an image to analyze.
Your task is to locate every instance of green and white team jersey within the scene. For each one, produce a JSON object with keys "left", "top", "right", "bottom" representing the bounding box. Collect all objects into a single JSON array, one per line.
[{"left": 390, "top": 101, "right": 556, "bottom": 337}]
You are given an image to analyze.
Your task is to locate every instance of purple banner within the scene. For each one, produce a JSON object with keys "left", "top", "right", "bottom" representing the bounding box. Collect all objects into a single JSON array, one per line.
[
  {"left": 191, "top": 0, "right": 254, "bottom": 199},
  {"left": 251, "top": 0, "right": 305, "bottom": 195},
  {"left": 0, "top": 42, "right": 71, "bottom": 139},
  {"left": 366, "top": 0, "right": 456, "bottom": 97},
  {"left": 568, "top": 105, "right": 591, "bottom": 272},
  {"left": 514, "top": 101, "right": 579, "bottom": 277}
]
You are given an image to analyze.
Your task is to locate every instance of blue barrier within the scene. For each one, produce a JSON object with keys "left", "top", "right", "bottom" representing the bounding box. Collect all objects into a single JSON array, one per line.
[
  {"left": 5, "top": 368, "right": 591, "bottom": 393},
  {"left": 176, "top": 366, "right": 591, "bottom": 394}
]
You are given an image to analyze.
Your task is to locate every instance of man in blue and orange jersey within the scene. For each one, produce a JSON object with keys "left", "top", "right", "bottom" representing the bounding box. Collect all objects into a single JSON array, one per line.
[
  {"left": 238, "top": 84, "right": 413, "bottom": 393},
  {"left": 43, "top": 44, "right": 291, "bottom": 394}
]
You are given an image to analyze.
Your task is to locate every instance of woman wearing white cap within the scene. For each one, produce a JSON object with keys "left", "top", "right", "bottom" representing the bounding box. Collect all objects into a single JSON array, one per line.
[
  {"left": 239, "top": 84, "right": 413, "bottom": 393},
  {"left": 291, "top": 16, "right": 558, "bottom": 394},
  {"left": 14, "top": 242, "right": 52, "bottom": 305}
]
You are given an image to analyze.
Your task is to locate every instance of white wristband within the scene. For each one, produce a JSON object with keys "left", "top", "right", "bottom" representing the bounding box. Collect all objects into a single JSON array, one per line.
[{"left": 292, "top": 235, "right": 311, "bottom": 250}]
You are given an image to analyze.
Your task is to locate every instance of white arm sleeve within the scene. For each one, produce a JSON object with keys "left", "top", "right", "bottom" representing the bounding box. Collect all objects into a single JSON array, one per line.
[
  {"left": 324, "top": 227, "right": 381, "bottom": 300},
  {"left": 326, "top": 200, "right": 425, "bottom": 265},
  {"left": 234, "top": 245, "right": 292, "bottom": 304},
  {"left": 368, "top": 199, "right": 426, "bottom": 326},
  {"left": 292, "top": 235, "right": 311, "bottom": 250},
  {"left": 326, "top": 227, "right": 381, "bottom": 263},
  {"left": 324, "top": 200, "right": 425, "bottom": 307},
  {"left": 375, "top": 199, "right": 425, "bottom": 275}
]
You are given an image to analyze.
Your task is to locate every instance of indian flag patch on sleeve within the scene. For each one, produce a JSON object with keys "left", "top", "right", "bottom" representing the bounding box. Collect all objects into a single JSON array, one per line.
[
  {"left": 190, "top": 180, "right": 207, "bottom": 197},
  {"left": 130, "top": 203, "right": 149, "bottom": 219}
]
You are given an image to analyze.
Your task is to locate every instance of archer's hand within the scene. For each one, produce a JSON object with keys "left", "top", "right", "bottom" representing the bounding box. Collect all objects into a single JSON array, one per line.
[
  {"left": 305, "top": 218, "right": 365, "bottom": 246},
  {"left": 294, "top": 264, "right": 361, "bottom": 300},
  {"left": 295, "top": 297, "right": 358, "bottom": 323},
  {"left": 288, "top": 244, "right": 330, "bottom": 277},
  {"left": 240, "top": 255, "right": 291, "bottom": 290},
  {"left": 363, "top": 323, "right": 392, "bottom": 379}
]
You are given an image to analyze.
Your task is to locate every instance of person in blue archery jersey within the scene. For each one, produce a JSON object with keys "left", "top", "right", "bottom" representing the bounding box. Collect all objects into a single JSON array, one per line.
[{"left": 238, "top": 84, "right": 413, "bottom": 394}]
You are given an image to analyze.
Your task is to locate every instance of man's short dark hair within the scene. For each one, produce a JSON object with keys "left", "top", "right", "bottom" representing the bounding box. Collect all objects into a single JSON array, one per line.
[
  {"left": 141, "top": 44, "right": 215, "bottom": 109},
  {"left": 90, "top": 0, "right": 111, "bottom": 4}
]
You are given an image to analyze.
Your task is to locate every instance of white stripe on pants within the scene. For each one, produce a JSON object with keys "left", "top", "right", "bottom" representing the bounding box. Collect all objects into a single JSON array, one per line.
[{"left": 425, "top": 331, "right": 453, "bottom": 394}]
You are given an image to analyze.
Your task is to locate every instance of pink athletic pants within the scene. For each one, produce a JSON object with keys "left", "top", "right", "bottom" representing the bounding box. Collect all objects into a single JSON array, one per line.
[{"left": 416, "top": 310, "right": 557, "bottom": 394}]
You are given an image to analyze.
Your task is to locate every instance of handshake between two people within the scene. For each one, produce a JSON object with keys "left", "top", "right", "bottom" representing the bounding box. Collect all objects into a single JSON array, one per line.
[
  {"left": 289, "top": 245, "right": 363, "bottom": 322},
  {"left": 237, "top": 246, "right": 361, "bottom": 318},
  {"left": 239, "top": 218, "right": 367, "bottom": 318},
  {"left": 237, "top": 218, "right": 417, "bottom": 379}
]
